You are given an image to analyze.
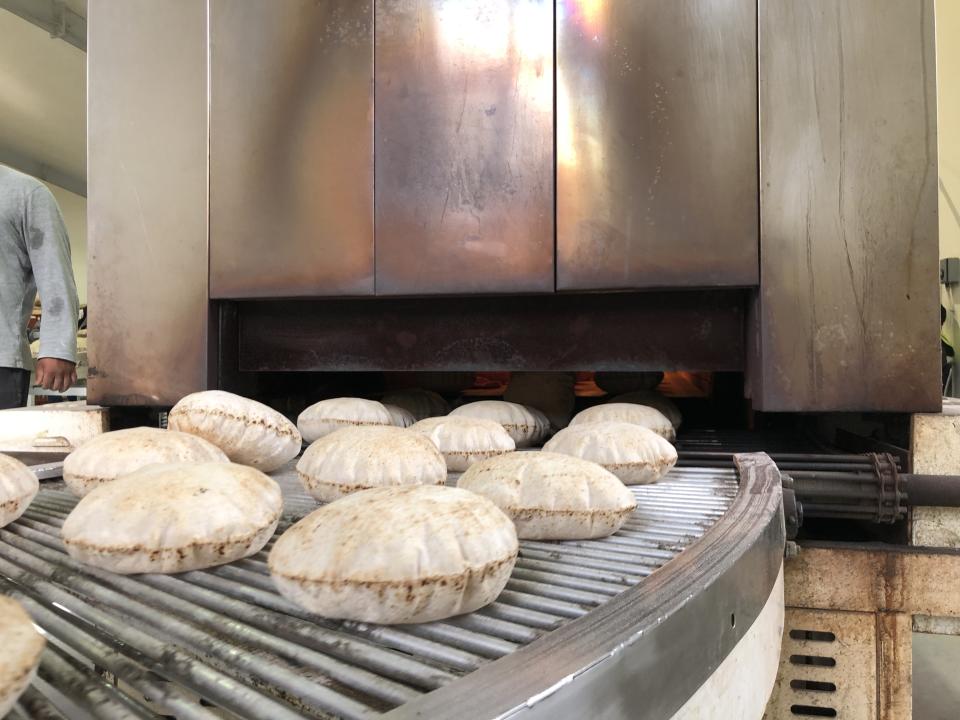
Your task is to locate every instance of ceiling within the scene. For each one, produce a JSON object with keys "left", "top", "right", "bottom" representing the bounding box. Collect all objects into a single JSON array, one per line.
[
  {"left": 64, "top": 0, "right": 85, "bottom": 17},
  {"left": 0, "top": 1, "right": 86, "bottom": 195}
]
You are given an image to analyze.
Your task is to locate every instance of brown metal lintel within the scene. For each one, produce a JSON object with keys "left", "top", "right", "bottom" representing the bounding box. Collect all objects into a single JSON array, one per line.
[{"left": 234, "top": 291, "right": 746, "bottom": 373}]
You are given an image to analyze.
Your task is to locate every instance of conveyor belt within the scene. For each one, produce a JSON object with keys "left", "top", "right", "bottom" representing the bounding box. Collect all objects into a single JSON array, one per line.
[{"left": 0, "top": 467, "right": 737, "bottom": 719}]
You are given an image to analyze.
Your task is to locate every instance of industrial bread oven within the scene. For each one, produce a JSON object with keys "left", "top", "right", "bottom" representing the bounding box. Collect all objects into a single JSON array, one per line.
[
  {"left": 84, "top": 0, "right": 938, "bottom": 413},
  {"left": 2, "top": 0, "right": 941, "bottom": 718}
]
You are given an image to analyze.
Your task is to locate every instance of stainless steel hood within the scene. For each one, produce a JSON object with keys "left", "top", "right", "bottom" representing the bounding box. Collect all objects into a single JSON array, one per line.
[{"left": 86, "top": 0, "right": 939, "bottom": 413}]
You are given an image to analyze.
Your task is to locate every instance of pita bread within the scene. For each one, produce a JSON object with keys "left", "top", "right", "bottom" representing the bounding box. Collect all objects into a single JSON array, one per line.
[
  {"left": 269, "top": 485, "right": 518, "bottom": 624},
  {"left": 450, "top": 401, "right": 550, "bottom": 447},
  {"left": 544, "top": 422, "right": 677, "bottom": 484},
  {"left": 458, "top": 452, "right": 636, "bottom": 539},
  {"left": 168, "top": 391, "right": 301, "bottom": 472},
  {"left": 409, "top": 416, "right": 515, "bottom": 472},
  {"left": 63, "top": 427, "right": 229, "bottom": 497},
  {"left": 0, "top": 596, "right": 45, "bottom": 717},
  {"left": 62, "top": 462, "right": 282, "bottom": 574},
  {"left": 380, "top": 389, "right": 450, "bottom": 421},
  {"left": 503, "top": 372, "right": 576, "bottom": 430},
  {"left": 297, "top": 398, "right": 393, "bottom": 443},
  {"left": 609, "top": 391, "right": 682, "bottom": 429},
  {"left": 570, "top": 403, "right": 676, "bottom": 441},
  {"left": 297, "top": 426, "right": 447, "bottom": 502},
  {"left": 384, "top": 404, "right": 416, "bottom": 428},
  {"left": 0, "top": 454, "right": 38, "bottom": 528}
]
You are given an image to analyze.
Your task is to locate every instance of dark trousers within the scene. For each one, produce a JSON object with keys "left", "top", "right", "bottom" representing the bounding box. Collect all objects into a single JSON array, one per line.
[{"left": 0, "top": 367, "right": 30, "bottom": 409}]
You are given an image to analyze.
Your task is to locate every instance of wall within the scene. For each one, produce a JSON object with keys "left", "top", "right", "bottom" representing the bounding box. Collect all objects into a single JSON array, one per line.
[
  {"left": 940, "top": 3, "right": 960, "bottom": 286},
  {"left": 42, "top": 181, "right": 87, "bottom": 305},
  {"left": 941, "top": 2, "right": 960, "bottom": 261}
]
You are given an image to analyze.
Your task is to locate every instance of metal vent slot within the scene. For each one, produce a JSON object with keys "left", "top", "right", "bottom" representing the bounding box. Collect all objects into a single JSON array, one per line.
[
  {"left": 3, "top": 467, "right": 737, "bottom": 718},
  {"left": 789, "top": 655, "right": 837, "bottom": 668},
  {"left": 788, "top": 629, "right": 837, "bottom": 643},
  {"left": 789, "top": 680, "right": 837, "bottom": 693},
  {"left": 790, "top": 705, "right": 838, "bottom": 718}
]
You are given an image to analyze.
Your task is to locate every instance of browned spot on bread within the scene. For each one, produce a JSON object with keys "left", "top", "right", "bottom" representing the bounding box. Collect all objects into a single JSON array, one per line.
[
  {"left": 63, "top": 508, "right": 281, "bottom": 554},
  {"left": 0, "top": 490, "right": 36, "bottom": 514},
  {"left": 508, "top": 506, "right": 635, "bottom": 521},
  {"left": 170, "top": 407, "right": 299, "bottom": 440},
  {"left": 297, "top": 471, "right": 445, "bottom": 496},
  {"left": 271, "top": 550, "right": 519, "bottom": 590}
]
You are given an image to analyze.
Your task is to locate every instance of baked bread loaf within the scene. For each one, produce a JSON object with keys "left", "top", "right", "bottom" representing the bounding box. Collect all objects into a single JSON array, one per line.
[
  {"left": 380, "top": 389, "right": 450, "bottom": 421},
  {"left": 544, "top": 422, "right": 677, "bottom": 484},
  {"left": 297, "top": 398, "right": 393, "bottom": 443},
  {"left": 458, "top": 452, "right": 636, "bottom": 539},
  {"left": 168, "top": 391, "right": 301, "bottom": 472},
  {"left": 0, "top": 596, "right": 45, "bottom": 717},
  {"left": 62, "top": 462, "right": 282, "bottom": 574},
  {"left": 503, "top": 372, "right": 576, "bottom": 430},
  {"left": 269, "top": 485, "right": 518, "bottom": 624},
  {"left": 570, "top": 403, "right": 676, "bottom": 441},
  {"left": 384, "top": 404, "right": 416, "bottom": 428},
  {"left": 609, "top": 391, "right": 682, "bottom": 429},
  {"left": 450, "top": 401, "right": 550, "bottom": 447},
  {"left": 409, "top": 416, "right": 515, "bottom": 472},
  {"left": 63, "top": 427, "right": 228, "bottom": 497},
  {"left": 297, "top": 426, "right": 447, "bottom": 502},
  {"left": 0, "top": 454, "right": 38, "bottom": 528}
]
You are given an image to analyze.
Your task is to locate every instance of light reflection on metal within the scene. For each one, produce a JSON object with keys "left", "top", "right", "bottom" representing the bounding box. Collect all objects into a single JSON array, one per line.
[
  {"left": 556, "top": 0, "right": 759, "bottom": 290},
  {"left": 208, "top": 0, "right": 374, "bottom": 299},
  {"left": 375, "top": 0, "right": 554, "bottom": 296},
  {"left": 565, "top": 0, "right": 604, "bottom": 37},
  {"left": 556, "top": 71, "right": 578, "bottom": 169}
]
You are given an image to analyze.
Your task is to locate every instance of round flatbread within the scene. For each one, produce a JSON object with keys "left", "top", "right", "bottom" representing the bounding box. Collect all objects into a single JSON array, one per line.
[
  {"left": 62, "top": 427, "right": 229, "bottom": 497},
  {"left": 297, "top": 426, "right": 447, "bottom": 502},
  {"left": 380, "top": 389, "right": 450, "bottom": 421},
  {"left": 0, "top": 596, "right": 45, "bottom": 717},
  {"left": 384, "top": 403, "right": 417, "bottom": 428},
  {"left": 503, "top": 372, "right": 576, "bottom": 430},
  {"left": 449, "top": 401, "right": 550, "bottom": 447},
  {"left": 269, "top": 485, "right": 518, "bottom": 624},
  {"left": 544, "top": 422, "right": 678, "bottom": 485},
  {"left": 62, "top": 462, "right": 282, "bottom": 574},
  {"left": 458, "top": 452, "right": 636, "bottom": 539},
  {"left": 0, "top": 454, "right": 38, "bottom": 529},
  {"left": 409, "top": 416, "right": 515, "bottom": 472},
  {"left": 609, "top": 391, "right": 682, "bottom": 429},
  {"left": 168, "top": 391, "right": 301, "bottom": 472},
  {"left": 570, "top": 403, "right": 676, "bottom": 441},
  {"left": 297, "top": 398, "right": 393, "bottom": 444}
]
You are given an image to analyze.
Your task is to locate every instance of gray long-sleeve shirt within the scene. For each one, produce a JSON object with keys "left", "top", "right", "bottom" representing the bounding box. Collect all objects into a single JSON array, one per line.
[{"left": 0, "top": 166, "right": 79, "bottom": 369}]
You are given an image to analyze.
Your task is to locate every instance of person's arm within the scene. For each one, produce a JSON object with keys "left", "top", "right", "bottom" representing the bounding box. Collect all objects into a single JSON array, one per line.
[{"left": 23, "top": 186, "right": 80, "bottom": 392}]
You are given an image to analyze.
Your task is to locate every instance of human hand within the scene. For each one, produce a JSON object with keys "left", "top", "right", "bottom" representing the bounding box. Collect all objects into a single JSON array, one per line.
[{"left": 35, "top": 358, "right": 78, "bottom": 392}]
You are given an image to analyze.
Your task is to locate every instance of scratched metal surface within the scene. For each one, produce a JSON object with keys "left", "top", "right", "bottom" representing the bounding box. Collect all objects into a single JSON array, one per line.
[
  {"left": 556, "top": 0, "right": 758, "bottom": 290},
  {"left": 86, "top": 0, "right": 210, "bottom": 406},
  {"left": 373, "top": 0, "right": 555, "bottom": 296},
  {"left": 209, "top": 0, "right": 375, "bottom": 299},
  {"left": 756, "top": 0, "right": 939, "bottom": 411}
]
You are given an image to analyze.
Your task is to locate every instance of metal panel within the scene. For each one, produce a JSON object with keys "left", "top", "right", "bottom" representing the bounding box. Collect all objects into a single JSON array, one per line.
[
  {"left": 764, "top": 608, "right": 878, "bottom": 720},
  {"left": 556, "top": 0, "right": 758, "bottom": 290},
  {"left": 209, "top": 0, "right": 374, "bottom": 299},
  {"left": 757, "top": 0, "right": 939, "bottom": 411},
  {"left": 374, "top": 0, "right": 554, "bottom": 295},
  {"left": 87, "top": 0, "right": 208, "bottom": 406},
  {"left": 236, "top": 291, "right": 746, "bottom": 372}
]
